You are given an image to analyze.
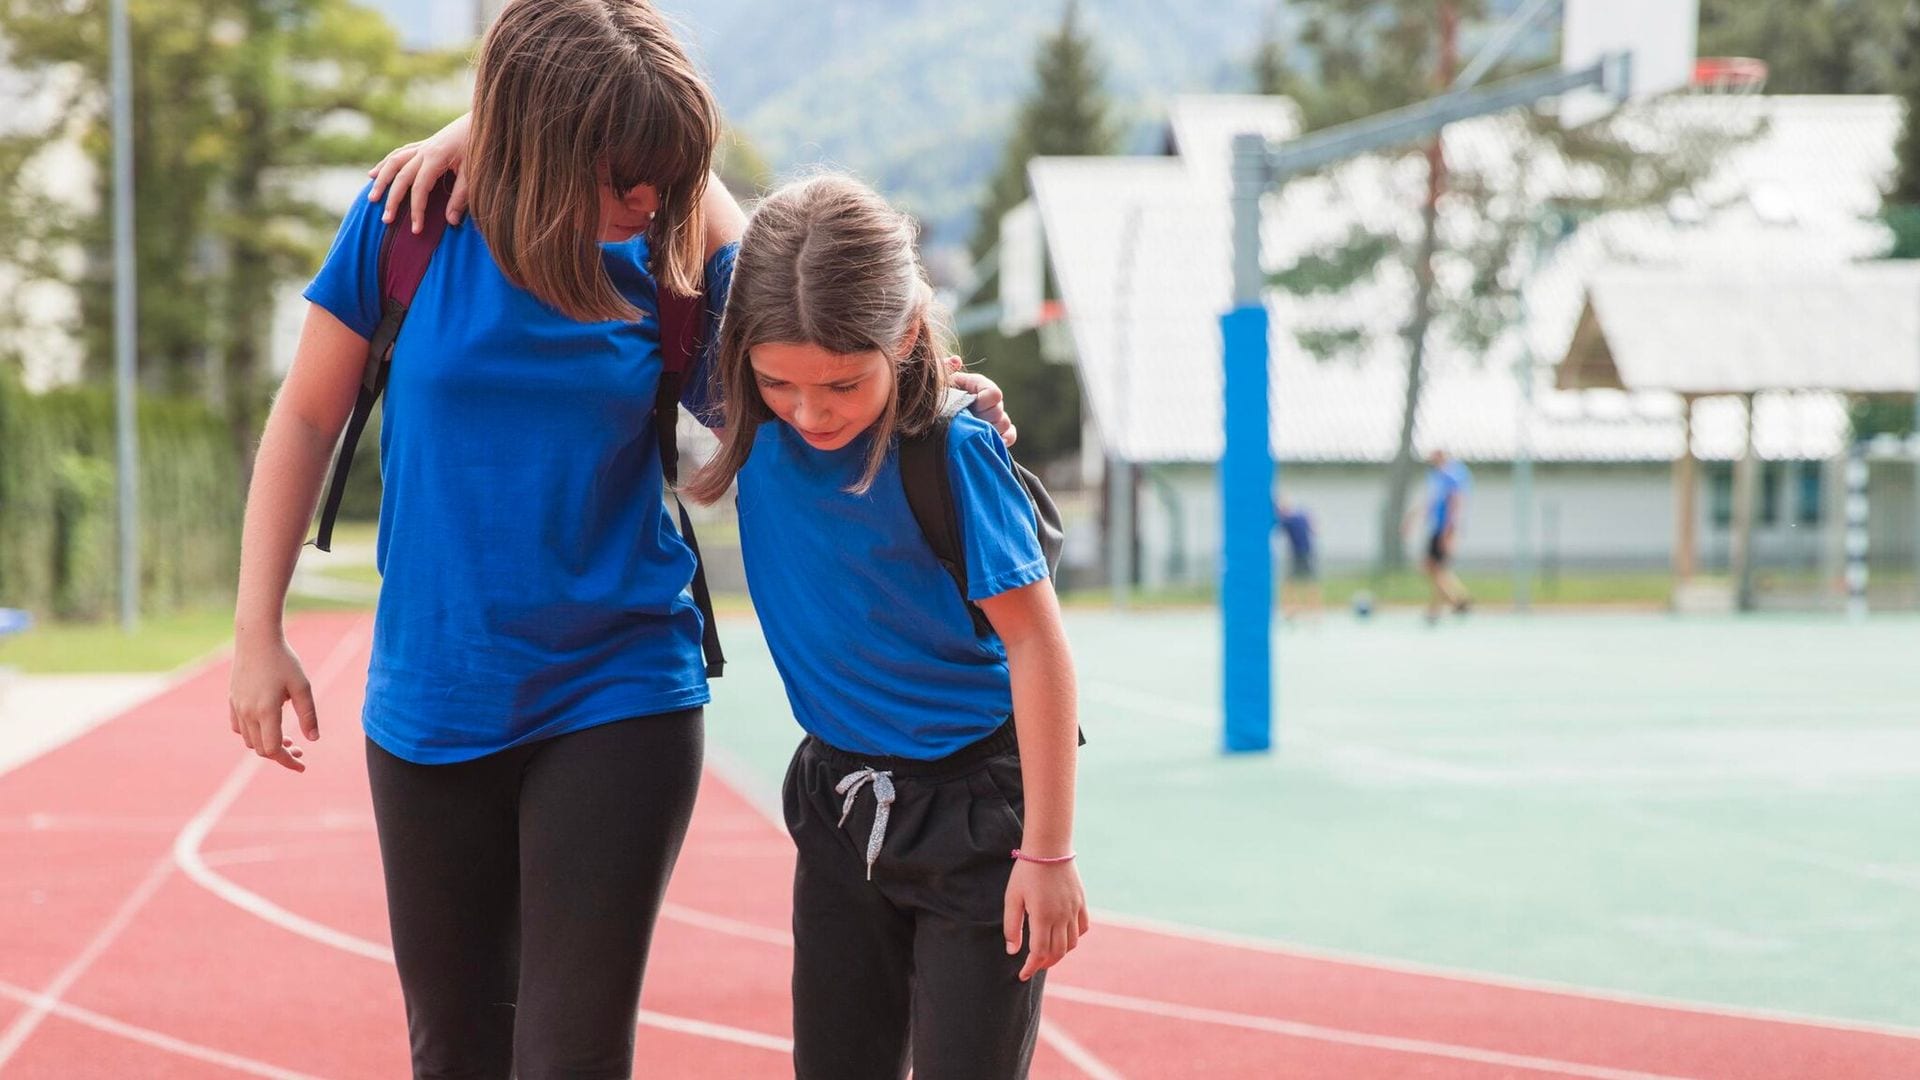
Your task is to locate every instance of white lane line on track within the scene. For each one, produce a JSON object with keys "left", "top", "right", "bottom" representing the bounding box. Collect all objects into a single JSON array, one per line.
[
  {"left": 0, "top": 621, "right": 374, "bottom": 1071},
  {"left": 1037, "top": 1019, "right": 1127, "bottom": 1080},
  {"left": 1089, "top": 908, "right": 1920, "bottom": 1042},
  {"left": 0, "top": 855, "right": 175, "bottom": 1069},
  {"left": 636, "top": 1010, "right": 791, "bottom": 1053},
  {"left": 692, "top": 748, "right": 1722, "bottom": 1079},
  {"left": 173, "top": 620, "right": 792, "bottom": 1056},
  {"left": 1044, "top": 984, "right": 1702, "bottom": 1080},
  {"left": 660, "top": 902, "right": 793, "bottom": 946},
  {"left": 0, "top": 978, "right": 326, "bottom": 1080}
]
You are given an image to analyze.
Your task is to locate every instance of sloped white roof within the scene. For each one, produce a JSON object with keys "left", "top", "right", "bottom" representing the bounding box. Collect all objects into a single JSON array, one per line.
[
  {"left": 1033, "top": 93, "right": 1897, "bottom": 464},
  {"left": 1567, "top": 263, "right": 1920, "bottom": 395}
]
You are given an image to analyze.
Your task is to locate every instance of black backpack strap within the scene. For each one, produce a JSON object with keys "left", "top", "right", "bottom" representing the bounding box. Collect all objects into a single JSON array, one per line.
[
  {"left": 900, "top": 414, "right": 994, "bottom": 637},
  {"left": 313, "top": 177, "right": 454, "bottom": 551},
  {"left": 653, "top": 266, "right": 725, "bottom": 678}
]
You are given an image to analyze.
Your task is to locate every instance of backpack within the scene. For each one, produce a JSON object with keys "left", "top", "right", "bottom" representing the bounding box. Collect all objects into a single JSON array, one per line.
[
  {"left": 310, "top": 176, "right": 725, "bottom": 677},
  {"left": 897, "top": 391, "right": 1064, "bottom": 638}
]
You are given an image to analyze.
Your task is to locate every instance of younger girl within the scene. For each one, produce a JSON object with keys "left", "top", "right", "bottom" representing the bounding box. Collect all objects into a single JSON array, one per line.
[{"left": 684, "top": 174, "right": 1088, "bottom": 1080}]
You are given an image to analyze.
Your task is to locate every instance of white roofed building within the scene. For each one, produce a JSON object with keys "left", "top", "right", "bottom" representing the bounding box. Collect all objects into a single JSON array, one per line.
[{"left": 1031, "top": 93, "right": 1915, "bottom": 598}]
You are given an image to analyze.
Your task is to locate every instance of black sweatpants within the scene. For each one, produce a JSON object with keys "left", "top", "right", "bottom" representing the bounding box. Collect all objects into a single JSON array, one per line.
[
  {"left": 784, "top": 719, "right": 1044, "bottom": 1080},
  {"left": 365, "top": 708, "right": 704, "bottom": 1080}
]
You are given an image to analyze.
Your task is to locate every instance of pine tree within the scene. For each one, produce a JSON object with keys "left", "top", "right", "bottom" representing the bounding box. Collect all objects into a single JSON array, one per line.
[{"left": 962, "top": 0, "right": 1120, "bottom": 466}]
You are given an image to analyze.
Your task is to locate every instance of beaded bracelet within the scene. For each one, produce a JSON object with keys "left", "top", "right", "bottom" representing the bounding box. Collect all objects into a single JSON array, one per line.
[{"left": 1011, "top": 849, "right": 1076, "bottom": 864}]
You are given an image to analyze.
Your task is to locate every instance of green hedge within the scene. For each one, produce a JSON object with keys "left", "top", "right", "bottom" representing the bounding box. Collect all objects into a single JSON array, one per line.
[{"left": 0, "top": 372, "right": 241, "bottom": 619}]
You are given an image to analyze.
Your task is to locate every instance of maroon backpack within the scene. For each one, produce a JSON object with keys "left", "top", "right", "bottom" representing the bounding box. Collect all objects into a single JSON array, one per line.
[{"left": 312, "top": 177, "right": 725, "bottom": 676}]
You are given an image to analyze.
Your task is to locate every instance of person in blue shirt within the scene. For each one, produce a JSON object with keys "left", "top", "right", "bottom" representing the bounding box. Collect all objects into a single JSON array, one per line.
[
  {"left": 683, "top": 174, "right": 1087, "bottom": 1080},
  {"left": 1274, "top": 498, "right": 1322, "bottom": 621},
  {"left": 1406, "top": 449, "right": 1473, "bottom": 623},
  {"left": 224, "top": 4, "right": 1014, "bottom": 1076}
]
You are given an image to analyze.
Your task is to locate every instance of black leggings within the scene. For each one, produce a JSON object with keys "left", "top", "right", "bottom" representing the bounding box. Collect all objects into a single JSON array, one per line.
[{"left": 365, "top": 709, "right": 704, "bottom": 1080}]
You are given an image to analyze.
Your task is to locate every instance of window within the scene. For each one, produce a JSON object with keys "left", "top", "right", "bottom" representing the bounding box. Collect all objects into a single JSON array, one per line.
[
  {"left": 1796, "top": 462, "right": 1824, "bottom": 526},
  {"left": 1708, "top": 462, "right": 1786, "bottom": 528}
]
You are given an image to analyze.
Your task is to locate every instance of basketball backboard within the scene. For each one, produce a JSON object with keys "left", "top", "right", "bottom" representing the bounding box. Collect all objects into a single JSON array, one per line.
[
  {"left": 1560, "top": 0, "right": 1698, "bottom": 127},
  {"left": 997, "top": 199, "right": 1045, "bottom": 336}
]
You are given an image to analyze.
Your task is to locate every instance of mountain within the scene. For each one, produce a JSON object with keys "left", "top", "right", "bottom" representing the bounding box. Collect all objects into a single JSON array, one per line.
[{"left": 653, "top": 0, "right": 1284, "bottom": 247}]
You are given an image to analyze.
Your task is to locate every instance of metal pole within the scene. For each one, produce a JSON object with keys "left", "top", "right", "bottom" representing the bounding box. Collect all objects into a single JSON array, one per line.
[
  {"left": 1910, "top": 392, "right": 1919, "bottom": 602},
  {"left": 1109, "top": 205, "right": 1143, "bottom": 610},
  {"left": 1731, "top": 393, "right": 1760, "bottom": 612},
  {"left": 1513, "top": 351, "right": 1535, "bottom": 612},
  {"left": 1222, "top": 133, "right": 1273, "bottom": 754},
  {"left": 1265, "top": 61, "right": 1612, "bottom": 182},
  {"left": 1511, "top": 219, "right": 1549, "bottom": 613},
  {"left": 1846, "top": 444, "right": 1870, "bottom": 621},
  {"left": 111, "top": 0, "right": 140, "bottom": 632},
  {"left": 1453, "top": 0, "right": 1561, "bottom": 92}
]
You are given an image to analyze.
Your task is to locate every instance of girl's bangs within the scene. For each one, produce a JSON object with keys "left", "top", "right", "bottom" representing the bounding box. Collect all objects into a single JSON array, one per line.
[{"left": 604, "top": 91, "right": 708, "bottom": 201}]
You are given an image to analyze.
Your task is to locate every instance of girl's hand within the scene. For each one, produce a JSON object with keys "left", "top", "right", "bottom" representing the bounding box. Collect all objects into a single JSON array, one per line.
[
  {"left": 368, "top": 113, "right": 474, "bottom": 235},
  {"left": 1004, "top": 859, "right": 1089, "bottom": 981},
  {"left": 947, "top": 357, "right": 1017, "bottom": 448},
  {"left": 228, "top": 637, "right": 320, "bottom": 774}
]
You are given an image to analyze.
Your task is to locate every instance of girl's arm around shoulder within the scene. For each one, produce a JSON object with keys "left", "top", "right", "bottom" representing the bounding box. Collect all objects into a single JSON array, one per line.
[{"left": 975, "top": 578, "right": 1089, "bottom": 982}]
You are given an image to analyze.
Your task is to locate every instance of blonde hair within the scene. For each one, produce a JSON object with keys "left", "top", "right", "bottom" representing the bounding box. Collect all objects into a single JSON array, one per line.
[
  {"left": 684, "top": 173, "right": 952, "bottom": 503},
  {"left": 469, "top": 0, "right": 717, "bottom": 322}
]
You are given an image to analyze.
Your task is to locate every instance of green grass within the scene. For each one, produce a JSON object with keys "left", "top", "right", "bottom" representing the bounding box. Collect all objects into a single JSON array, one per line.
[
  {"left": 0, "top": 607, "right": 238, "bottom": 674},
  {"left": 317, "top": 564, "right": 384, "bottom": 588},
  {"left": 320, "top": 520, "right": 380, "bottom": 548},
  {"left": 0, "top": 595, "right": 373, "bottom": 675}
]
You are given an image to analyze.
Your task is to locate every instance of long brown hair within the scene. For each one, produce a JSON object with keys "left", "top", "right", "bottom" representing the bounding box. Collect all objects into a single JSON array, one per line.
[
  {"left": 468, "top": 0, "right": 717, "bottom": 322},
  {"left": 684, "top": 173, "right": 952, "bottom": 503}
]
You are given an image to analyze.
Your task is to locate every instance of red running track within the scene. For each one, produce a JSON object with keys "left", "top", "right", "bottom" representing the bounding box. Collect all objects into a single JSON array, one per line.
[{"left": 3, "top": 612, "right": 1918, "bottom": 1078}]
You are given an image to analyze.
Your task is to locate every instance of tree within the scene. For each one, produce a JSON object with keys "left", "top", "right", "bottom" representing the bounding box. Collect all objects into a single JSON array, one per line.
[
  {"left": 1255, "top": 0, "right": 1747, "bottom": 572},
  {"left": 1864, "top": 3, "right": 1920, "bottom": 438},
  {"left": 0, "top": 0, "right": 462, "bottom": 481},
  {"left": 1256, "top": 0, "right": 1479, "bottom": 574},
  {"left": 961, "top": 0, "right": 1120, "bottom": 466},
  {"left": 1698, "top": 0, "right": 1905, "bottom": 95}
]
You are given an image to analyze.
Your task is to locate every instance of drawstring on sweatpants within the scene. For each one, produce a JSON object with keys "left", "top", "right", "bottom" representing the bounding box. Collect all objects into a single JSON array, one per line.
[{"left": 835, "top": 767, "right": 895, "bottom": 881}]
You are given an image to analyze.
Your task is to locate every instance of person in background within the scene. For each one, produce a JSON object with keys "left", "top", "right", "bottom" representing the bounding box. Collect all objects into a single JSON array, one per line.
[
  {"left": 1274, "top": 498, "right": 1321, "bottom": 621},
  {"left": 1406, "top": 449, "right": 1472, "bottom": 624}
]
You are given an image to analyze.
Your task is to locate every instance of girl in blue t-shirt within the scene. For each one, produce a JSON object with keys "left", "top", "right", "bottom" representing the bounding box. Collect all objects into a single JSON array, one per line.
[
  {"left": 683, "top": 174, "right": 1088, "bottom": 1080},
  {"left": 229, "top": 3, "right": 1011, "bottom": 1075}
]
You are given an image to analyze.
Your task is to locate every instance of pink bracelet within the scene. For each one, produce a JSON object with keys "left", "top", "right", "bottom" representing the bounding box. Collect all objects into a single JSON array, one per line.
[{"left": 1011, "top": 849, "right": 1076, "bottom": 864}]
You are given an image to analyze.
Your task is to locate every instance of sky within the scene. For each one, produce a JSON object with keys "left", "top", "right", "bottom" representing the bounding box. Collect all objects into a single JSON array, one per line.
[{"left": 357, "top": 0, "right": 482, "bottom": 50}]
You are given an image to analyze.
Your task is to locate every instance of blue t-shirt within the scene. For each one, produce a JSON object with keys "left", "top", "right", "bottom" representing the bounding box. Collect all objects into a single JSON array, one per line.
[
  {"left": 737, "top": 413, "right": 1048, "bottom": 759},
  {"left": 303, "top": 184, "right": 735, "bottom": 763},
  {"left": 1427, "top": 460, "right": 1472, "bottom": 532},
  {"left": 1274, "top": 506, "right": 1313, "bottom": 559}
]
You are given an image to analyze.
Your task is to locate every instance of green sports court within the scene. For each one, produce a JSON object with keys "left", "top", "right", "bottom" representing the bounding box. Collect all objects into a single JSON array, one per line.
[{"left": 710, "top": 608, "right": 1920, "bottom": 1030}]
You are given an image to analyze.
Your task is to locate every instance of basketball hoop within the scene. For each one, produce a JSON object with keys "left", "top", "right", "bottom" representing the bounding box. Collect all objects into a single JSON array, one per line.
[
  {"left": 1034, "top": 300, "right": 1075, "bottom": 364},
  {"left": 1675, "top": 55, "right": 1768, "bottom": 173},
  {"left": 1692, "top": 57, "right": 1768, "bottom": 95}
]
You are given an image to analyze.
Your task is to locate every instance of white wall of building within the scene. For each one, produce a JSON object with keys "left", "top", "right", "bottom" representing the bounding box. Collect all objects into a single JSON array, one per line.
[{"left": 1124, "top": 459, "right": 1854, "bottom": 587}]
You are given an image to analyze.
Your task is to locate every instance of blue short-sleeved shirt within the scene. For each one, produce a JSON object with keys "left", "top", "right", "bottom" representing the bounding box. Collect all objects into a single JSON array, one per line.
[
  {"left": 1274, "top": 506, "right": 1313, "bottom": 559},
  {"left": 303, "top": 184, "right": 734, "bottom": 763},
  {"left": 1427, "top": 460, "right": 1472, "bottom": 532},
  {"left": 737, "top": 413, "right": 1048, "bottom": 759}
]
